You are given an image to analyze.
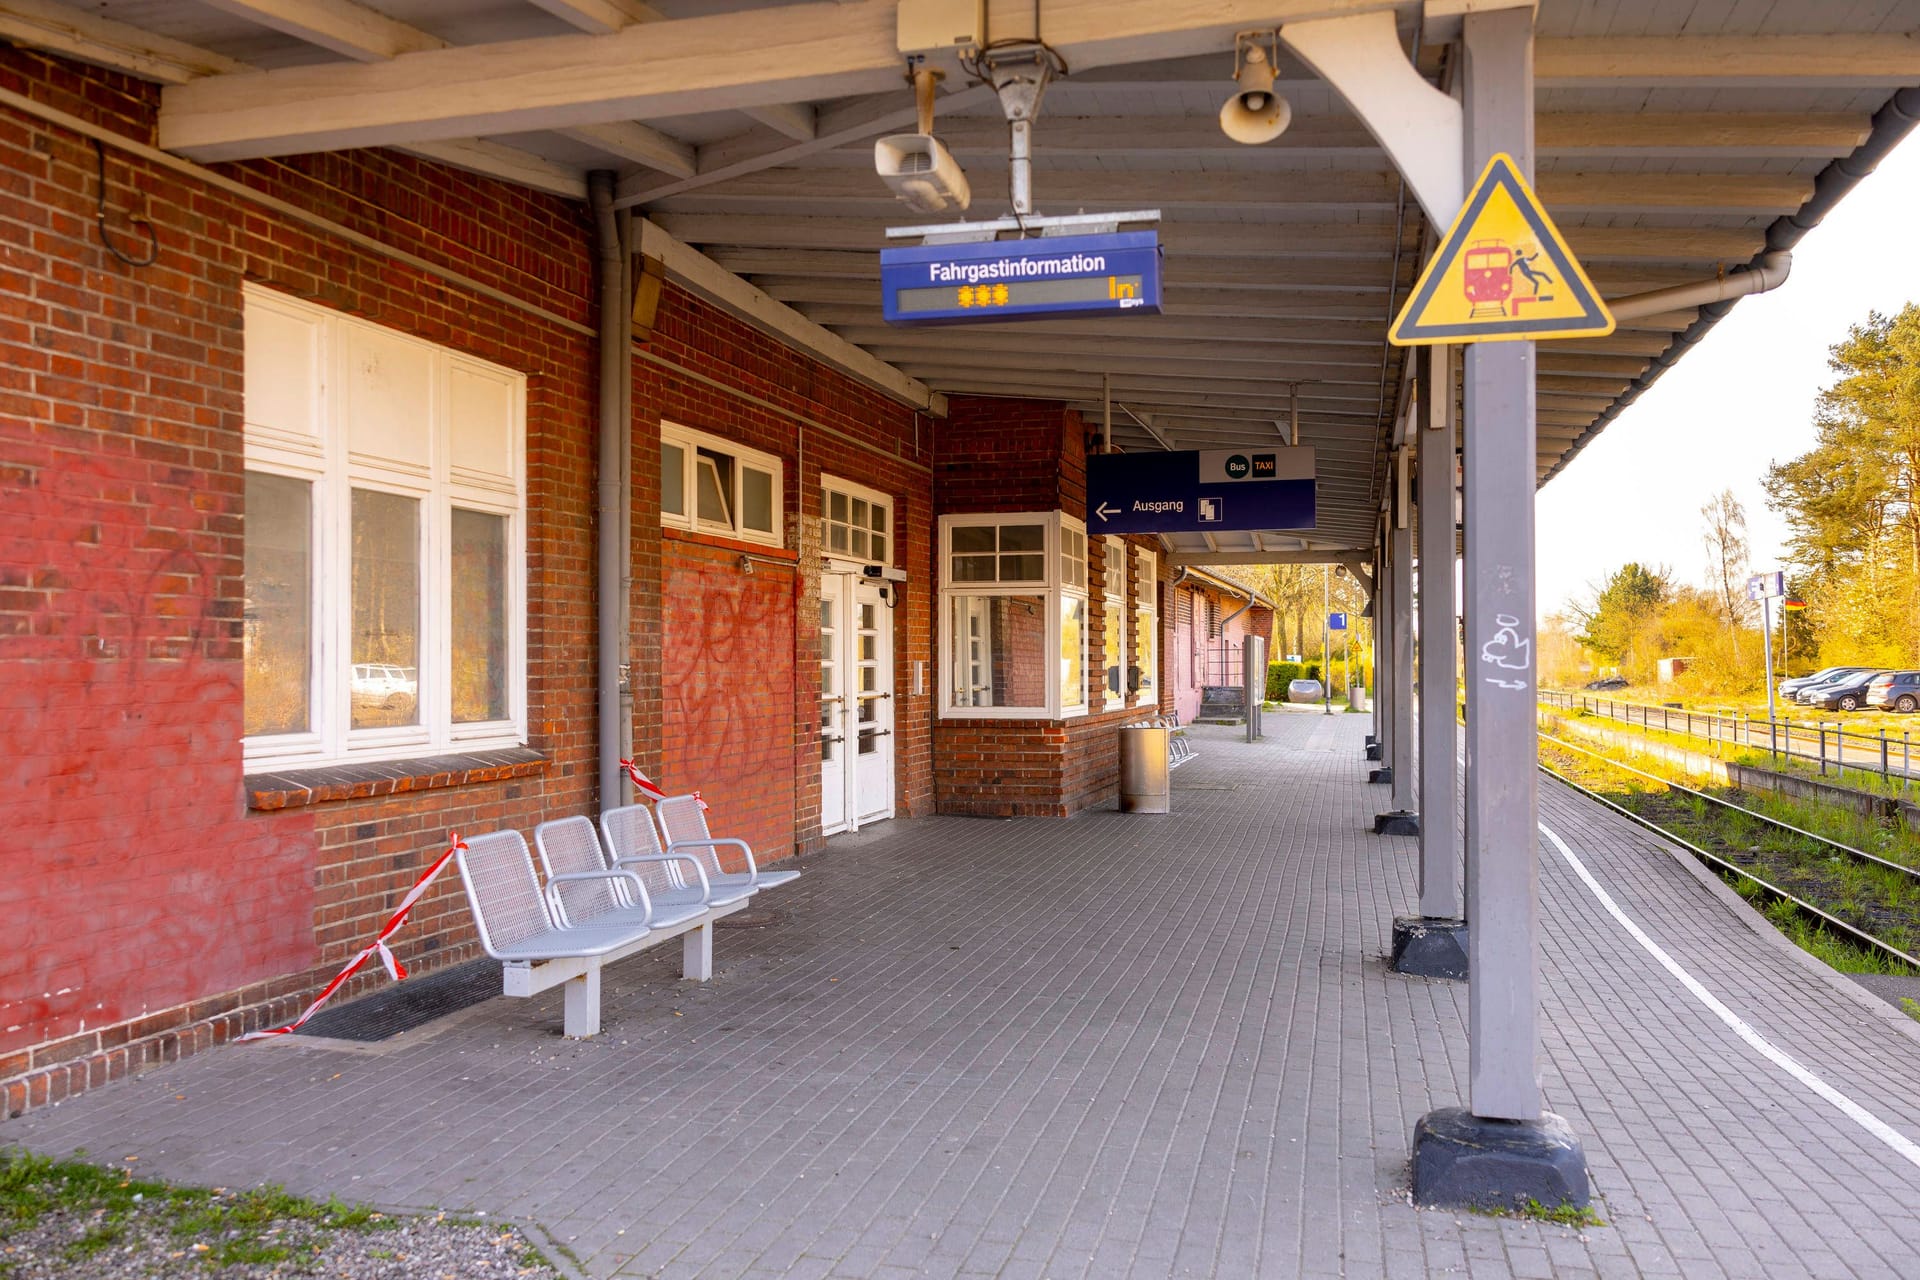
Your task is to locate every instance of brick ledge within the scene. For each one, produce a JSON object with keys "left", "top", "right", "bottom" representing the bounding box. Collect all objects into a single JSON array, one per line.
[{"left": 244, "top": 747, "right": 549, "bottom": 811}]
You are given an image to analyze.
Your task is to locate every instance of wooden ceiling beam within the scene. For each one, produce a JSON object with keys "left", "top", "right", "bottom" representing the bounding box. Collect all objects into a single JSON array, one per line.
[
  {"left": 0, "top": 0, "right": 247, "bottom": 83},
  {"left": 196, "top": 0, "right": 445, "bottom": 62}
]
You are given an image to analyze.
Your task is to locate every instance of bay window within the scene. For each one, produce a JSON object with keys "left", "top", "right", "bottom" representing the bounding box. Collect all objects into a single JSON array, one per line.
[
  {"left": 1102, "top": 536, "right": 1126, "bottom": 710},
  {"left": 940, "top": 513, "right": 1090, "bottom": 719},
  {"left": 1134, "top": 546, "right": 1160, "bottom": 706}
]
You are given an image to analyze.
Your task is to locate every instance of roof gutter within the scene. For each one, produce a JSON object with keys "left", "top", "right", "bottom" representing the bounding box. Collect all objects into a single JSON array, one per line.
[{"left": 1544, "top": 84, "right": 1920, "bottom": 484}]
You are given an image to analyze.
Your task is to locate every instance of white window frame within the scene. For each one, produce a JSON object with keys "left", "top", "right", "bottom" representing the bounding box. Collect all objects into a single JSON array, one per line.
[
  {"left": 820, "top": 473, "right": 894, "bottom": 566},
  {"left": 938, "top": 511, "right": 1088, "bottom": 720},
  {"left": 240, "top": 285, "right": 527, "bottom": 770},
  {"left": 1102, "top": 535, "right": 1127, "bottom": 711},
  {"left": 1134, "top": 545, "right": 1160, "bottom": 707},
  {"left": 661, "top": 422, "right": 784, "bottom": 549}
]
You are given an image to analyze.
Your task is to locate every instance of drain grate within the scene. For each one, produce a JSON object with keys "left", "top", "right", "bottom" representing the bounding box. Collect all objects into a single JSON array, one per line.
[{"left": 294, "top": 958, "right": 500, "bottom": 1042}]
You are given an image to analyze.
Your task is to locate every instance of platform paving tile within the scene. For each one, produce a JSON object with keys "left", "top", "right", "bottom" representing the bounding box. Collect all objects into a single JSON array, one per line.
[{"left": 13, "top": 713, "right": 1920, "bottom": 1276}]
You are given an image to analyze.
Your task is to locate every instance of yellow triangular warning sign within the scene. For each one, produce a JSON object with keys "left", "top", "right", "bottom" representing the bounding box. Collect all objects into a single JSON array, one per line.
[{"left": 1390, "top": 153, "right": 1614, "bottom": 346}]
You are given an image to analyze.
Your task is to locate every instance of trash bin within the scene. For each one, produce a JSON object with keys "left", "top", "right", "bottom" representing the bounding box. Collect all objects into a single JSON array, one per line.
[{"left": 1118, "top": 724, "right": 1170, "bottom": 814}]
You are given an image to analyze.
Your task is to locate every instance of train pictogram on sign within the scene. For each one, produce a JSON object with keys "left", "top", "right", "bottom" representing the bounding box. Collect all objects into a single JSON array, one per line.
[{"left": 1390, "top": 154, "right": 1612, "bottom": 346}]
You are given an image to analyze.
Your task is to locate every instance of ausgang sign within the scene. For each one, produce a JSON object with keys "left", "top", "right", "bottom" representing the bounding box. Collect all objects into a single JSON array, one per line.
[
  {"left": 880, "top": 231, "right": 1163, "bottom": 327},
  {"left": 1087, "top": 447, "right": 1316, "bottom": 535}
]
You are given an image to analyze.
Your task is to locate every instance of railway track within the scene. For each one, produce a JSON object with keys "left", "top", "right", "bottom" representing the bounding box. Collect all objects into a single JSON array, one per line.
[{"left": 1538, "top": 732, "right": 1920, "bottom": 973}]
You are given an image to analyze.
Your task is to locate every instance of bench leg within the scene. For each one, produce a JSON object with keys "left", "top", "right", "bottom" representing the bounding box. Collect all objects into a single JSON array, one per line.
[
  {"left": 562, "top": 968, "right": 602, "bottom": 1037},
  {"left": 682, "top": 922, "right": 713, "bottom": 981}
]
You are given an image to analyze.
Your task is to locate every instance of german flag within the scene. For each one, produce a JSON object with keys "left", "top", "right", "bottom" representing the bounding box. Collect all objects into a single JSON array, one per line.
[{"left": 1783, "top": 597, "right": 1807, "bottom": 610}]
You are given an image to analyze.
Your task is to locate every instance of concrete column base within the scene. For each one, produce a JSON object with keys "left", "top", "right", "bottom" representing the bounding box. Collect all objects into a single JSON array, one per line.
[
  {"left": 1390, "top": 916, "right": 1468, "bottom": 979},
  {"left": 1367, "top": 765, "right": 1393, "bottom": 785},
  {"left": 1411, "top": 1108, "right": 1589, "bottom": 1212},
  {"left": 1374, "top": 810, "right": 1420, "bottom": 836}
]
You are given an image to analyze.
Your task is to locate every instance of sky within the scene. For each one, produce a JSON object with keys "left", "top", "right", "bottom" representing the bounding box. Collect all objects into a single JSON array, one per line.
[{"left": 1535, "top": 133, "right": 1920, "bottom": 622}]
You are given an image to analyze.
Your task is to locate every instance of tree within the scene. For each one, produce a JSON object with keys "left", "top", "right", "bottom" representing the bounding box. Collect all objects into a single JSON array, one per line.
[
  {"left": 1568, "top": 563, "right": 1668, "bottom": 668},
  {"left": 1764, "top": 305, "right": 1920, "bottom": 662},
  {"left": 1700, "top": 488, "right": 1748, "bottom": 664}
]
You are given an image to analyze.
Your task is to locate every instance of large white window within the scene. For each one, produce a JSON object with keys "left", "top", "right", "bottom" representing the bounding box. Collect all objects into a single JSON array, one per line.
[
  {"left": 1102, "top": 536, "right": 1127, "bottom": 710},
  {"left": 662, "top": 423, "right": 783, "bottom": 548},
  {"left": 1133, "top": 546, "right": 1160, "bottom": 706},
  {"left": 241, "top": 285, "right": 526, "bottom": 769},
  {"left": 939, "top": 513, "right": 1088, "bottom": 719}
]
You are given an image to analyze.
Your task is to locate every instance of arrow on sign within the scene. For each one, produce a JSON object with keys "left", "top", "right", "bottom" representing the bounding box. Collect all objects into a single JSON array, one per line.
[{"left": 1095, "top": 502, "right": 1120, "bottom": 522}]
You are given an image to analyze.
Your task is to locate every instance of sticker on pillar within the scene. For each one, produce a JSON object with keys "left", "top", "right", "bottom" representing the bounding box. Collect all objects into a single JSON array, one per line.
[{"left": 1389, "top": 154, "right": 1614, "bottom": 346}]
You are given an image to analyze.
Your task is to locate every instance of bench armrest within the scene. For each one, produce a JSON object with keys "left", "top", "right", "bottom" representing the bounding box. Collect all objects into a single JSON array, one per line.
[
  {"left": 613, "top": 852, "right": 714, "bottom": 898},
  {"left": 665, "top": 836, "right": 760, "bottom": 885},
  {"left": 545, "top": 869, "right": 653, "bottom": 928}
]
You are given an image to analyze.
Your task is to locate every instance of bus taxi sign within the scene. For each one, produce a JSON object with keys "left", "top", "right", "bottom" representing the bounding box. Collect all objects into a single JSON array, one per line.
[
  {"left": 1389, "top": 153, "right": 1614, "bottom": 346},
  {"left": 880, "top": 231, "right": 1163, "bottom": 327}
]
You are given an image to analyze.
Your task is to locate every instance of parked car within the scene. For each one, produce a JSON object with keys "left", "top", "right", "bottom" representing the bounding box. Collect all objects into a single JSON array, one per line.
[
  {"left": 351, "top": 662, "right": 418, "bottom": 710},
  {"left": 1800, "top": 670, "right": 1888, "bottom": 712},
  {"left": 1866, "top": 671, "right": 1920, "bottom": 712},
  {"left": 1583, "top": 676, "right": 1629, "bottom": 691},
  {"left": 1780, "top": 666, "right": 1868, "bottom": 701}
]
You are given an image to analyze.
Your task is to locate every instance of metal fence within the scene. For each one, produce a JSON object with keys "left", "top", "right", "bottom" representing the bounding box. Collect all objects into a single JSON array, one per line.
[{"left": 1539, "top": 689, "right": 1918, "bottom": 784}]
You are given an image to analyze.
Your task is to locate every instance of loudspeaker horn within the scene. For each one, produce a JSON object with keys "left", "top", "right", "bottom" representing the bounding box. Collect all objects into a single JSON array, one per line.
[{"left": 1220, "top": 43, "right": 1291, "bottom": 145}]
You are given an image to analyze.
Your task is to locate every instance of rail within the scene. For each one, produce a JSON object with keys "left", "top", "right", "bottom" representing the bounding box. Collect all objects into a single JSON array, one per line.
[
  {"left": 1540, "top": 689, "right": 1917, "bottom": 785},
  {"left": 1538, "top": 734, "right": 1920, "bottom": 973}
]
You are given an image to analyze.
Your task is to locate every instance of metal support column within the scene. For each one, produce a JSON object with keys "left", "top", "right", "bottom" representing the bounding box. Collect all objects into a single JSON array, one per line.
[
  {"left": 1367, "top": 546, "right": 1385, "bottom": 760},
  {"left": 1392, "top": 345, "right": 1466, "bottom": 972},
  {"left": 1377, "top": 452, "right": 1417, "bottom": 829},
  {"left": 1369, "top": 533, "right": 1393, "bottom": 781},
  {"left": 1410, "top": 4, "right": 1588, "bottom": 1211}
]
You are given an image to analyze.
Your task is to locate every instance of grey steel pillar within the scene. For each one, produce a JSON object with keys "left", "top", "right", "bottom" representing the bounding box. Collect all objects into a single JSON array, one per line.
[
  {"left": 1411, "top": 5, "right": 1588, "bottom": 1212},
  {"left": 1368, "top": 533, "right": 1393, "bottom": 781},
  {"left": 1392, "top": 345, "right": 1467, "bottom": 974},
  {"left": 1367, "top": 545, "right": 1385, "bottom": 760},
  {"left": 1376, "top": 455, "right": 1417, "bottom": 831}
]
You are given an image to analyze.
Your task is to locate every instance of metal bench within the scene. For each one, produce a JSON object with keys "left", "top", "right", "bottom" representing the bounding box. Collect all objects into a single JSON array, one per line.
[
  {"left": 648, "top": 794, "right": 801, "bottom": 893},
  {"left": 457, "top": 826, "right": 742, "bottom": 1038}
]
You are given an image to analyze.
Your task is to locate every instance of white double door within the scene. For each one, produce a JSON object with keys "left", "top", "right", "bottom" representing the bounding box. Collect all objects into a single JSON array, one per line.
[{"left": 820, "top": 573, "right": 895, "bottom": 835}]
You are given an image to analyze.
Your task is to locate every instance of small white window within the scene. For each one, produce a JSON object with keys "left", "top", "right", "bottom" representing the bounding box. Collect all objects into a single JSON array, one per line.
[
  {"left": 821, "top": 476, "right": 893, "bottom": 565},
  {"left": 661, "top": 424, "right": 784, "bottom": 548}
]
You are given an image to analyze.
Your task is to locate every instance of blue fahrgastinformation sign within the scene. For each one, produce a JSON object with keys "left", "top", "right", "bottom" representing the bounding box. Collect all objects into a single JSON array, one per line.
[
  {"left": 1087, "top": 447, "right": 1316, "bottom": 535},
  {"left": 880, "top": 231, "right": 1162, "bottom": 327},
  {"left": 1328, "top": 612, "right": 1347, "bottom": 632}
]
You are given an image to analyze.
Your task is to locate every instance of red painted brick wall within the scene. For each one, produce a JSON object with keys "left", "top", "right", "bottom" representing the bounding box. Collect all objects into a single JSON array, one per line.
[
  {"left": 0, "top": 48, "right": 938, "bottom": 1116},
  {"left": 661, "top": 533, "right": 798, "bottom": 863}
]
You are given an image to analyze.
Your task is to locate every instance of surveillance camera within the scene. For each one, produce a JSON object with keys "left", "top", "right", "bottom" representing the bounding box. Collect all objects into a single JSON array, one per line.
[{"left": 875, "top": 134, "right": 971, "bottom": 213}]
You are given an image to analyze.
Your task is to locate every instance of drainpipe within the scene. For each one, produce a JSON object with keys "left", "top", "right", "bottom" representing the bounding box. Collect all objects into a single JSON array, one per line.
[
  {"left": 1607, "top": 251, "right": 1791, "bottom": 323},
  {"left": 590, "top": 172, "right": 633, "bottom": 810}
]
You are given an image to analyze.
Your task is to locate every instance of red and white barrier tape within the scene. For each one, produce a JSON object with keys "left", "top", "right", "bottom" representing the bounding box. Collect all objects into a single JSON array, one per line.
[
  {"left": 620, "top": 758, "right": 708, "bottom": 811},
  {"left": 238, "top": 833, "right": 469, "bottom": 1042}
]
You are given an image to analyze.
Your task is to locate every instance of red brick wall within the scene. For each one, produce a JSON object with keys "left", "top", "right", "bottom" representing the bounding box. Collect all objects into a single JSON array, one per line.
[
  {"left": 632, "top": 285, "right": 936, "bottom": 849},
  {"left": 931, "top": 399, "right": 1164, "bottom": 816},
  {"left": 0, "top": 48, "right": 937, "bottom": 1116}
]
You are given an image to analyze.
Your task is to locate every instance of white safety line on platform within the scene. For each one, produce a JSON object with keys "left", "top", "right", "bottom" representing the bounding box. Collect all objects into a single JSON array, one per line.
[{"left": 1538, "top": 820, "right": 1920, "bottom": 1174}]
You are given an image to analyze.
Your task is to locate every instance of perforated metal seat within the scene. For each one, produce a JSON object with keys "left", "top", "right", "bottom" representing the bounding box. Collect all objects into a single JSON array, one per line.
[
  {"left": 533, "top": 815, "right": 708, "bottom": 932},
  {"left": 455, "top": 830, "right": 651, "bottom": 962},
  {"left": 653, "top": 794, "right": 800, "bottom": 892},
  {"left": 601, "top": 804, "right": 754, "bottom": 908}
]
